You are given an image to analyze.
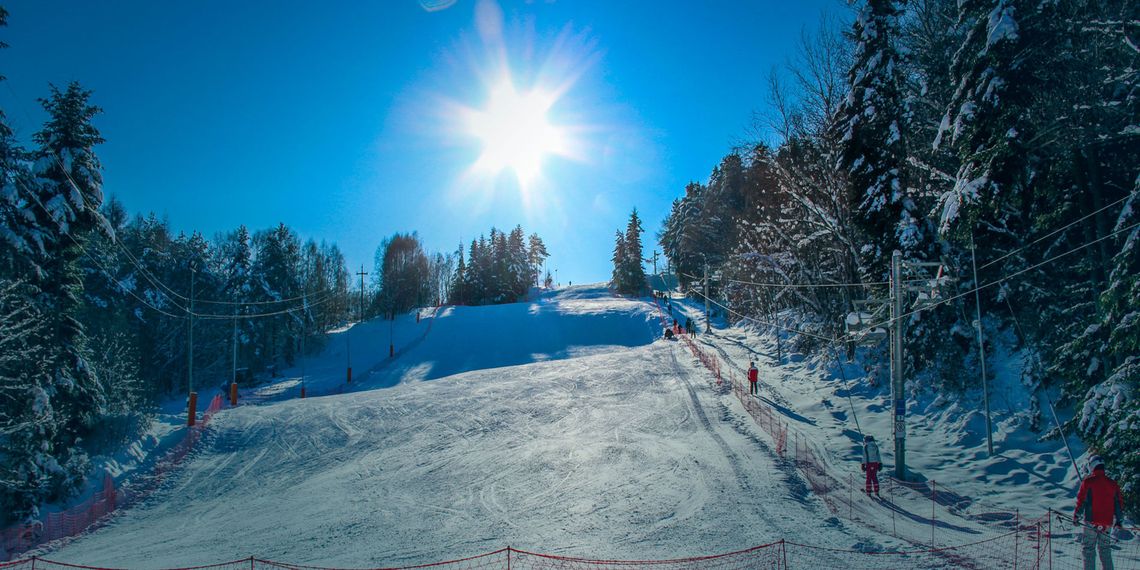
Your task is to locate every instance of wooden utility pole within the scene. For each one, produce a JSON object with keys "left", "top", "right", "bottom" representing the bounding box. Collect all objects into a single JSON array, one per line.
[
  {"left": 231, "top": 305, "right": 238, "bottom": 387},
  {"left": 187, "top": 264, "right": 197, "bottom": 426},
  {"left": 357, "top": 265, "right": 368, "bottom": 323},
  {"left": 189, "top": 265, "right": 195, "bottom": 394},
  {"left": 890, "top": 251, "right": 905, "bottom": 479},
  {"left": 346, "top": 281, "right": 352, "bottom": 383},
  {"left": 704, "top": 259, "right": 711, "bottom": 333},
  {"left": 971, "top": 232, "right": 994, "bottom": 455}
]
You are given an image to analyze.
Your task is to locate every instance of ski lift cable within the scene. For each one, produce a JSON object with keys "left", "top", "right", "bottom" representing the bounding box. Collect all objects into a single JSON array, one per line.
[
  {"left": 723, "top": 277, "right": 889, "bottom": 288},
  {"left": 2, "top": 80, "right": 200, "bottom": 306},
  {"left": 17, "top": 167, "right": 327, "bottom": 320},
  {"left": 677, "top": 270, "right": 886, "bottom": 289},
  {"left": 192, "top": 291, "right": 337, "bottom": 320},
  {"left": 16, "top": 178, "right": 190, "bottom": 319},
  {"left": 828, "top": 345, "right": 863, "bottom": 436},
  {"left": 5, "top": 80, "right": 326, "bottom": 312},
  {"left": 54, "top": 162, "right": 321, "bottom": 310},
  {"left": 684, "top": 283, "right": 867, "bottom": 434},
  {"left": 976, "top": 193, "right": 1130, "bottom": 273},
  {"left": 1001, "top": 297, "right": 1085, "bottom": 478},
  {"left": 686, "top": 287, "right": 842, "bottom": 344},
  {"left": 859, "top": 219, "right": 1140, "bottom": 332}
]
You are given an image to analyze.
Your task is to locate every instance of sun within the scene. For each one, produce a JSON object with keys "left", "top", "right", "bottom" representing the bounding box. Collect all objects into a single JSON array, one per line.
[{"left": 465, "top": 79, "right": 566, "bottom": 183}]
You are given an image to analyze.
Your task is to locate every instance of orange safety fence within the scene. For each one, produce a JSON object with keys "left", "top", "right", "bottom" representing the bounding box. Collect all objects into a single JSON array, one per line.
[
  {"left": 644, "top": 297, "right": 1140, "bottom": 567},
  {"left": 5, "top": 529, "right": 1140, "bottom": 570},
  {"left": 1, "top": 394, "right": 225, "bottom": 561}
]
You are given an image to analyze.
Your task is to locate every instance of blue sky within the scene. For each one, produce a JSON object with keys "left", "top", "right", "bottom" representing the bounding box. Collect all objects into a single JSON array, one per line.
[{"left": 0, "top": 0, "right": 843, "bottom": 284}]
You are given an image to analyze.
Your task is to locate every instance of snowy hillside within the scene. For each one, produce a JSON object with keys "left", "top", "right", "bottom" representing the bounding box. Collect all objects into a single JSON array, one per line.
[{"left": 32, "top": 285, "right": 1135, "bottom": 568}]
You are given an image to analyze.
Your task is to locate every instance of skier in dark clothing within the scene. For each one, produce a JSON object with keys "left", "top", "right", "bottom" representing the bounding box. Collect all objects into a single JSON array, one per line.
[
  {"left": 1074, "top": 455, "right": 1124, "bottom": 569},
  {"left": 862, "top": 435, "right": 881, "bottom": 496},
  {"left": 748, "top": 361, "right": 759, "bottom": 395}
]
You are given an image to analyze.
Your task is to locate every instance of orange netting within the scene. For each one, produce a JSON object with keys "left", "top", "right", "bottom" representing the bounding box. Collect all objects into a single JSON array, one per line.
[{"left": 1, "top": 395, "right": 224, "bottom": 561}]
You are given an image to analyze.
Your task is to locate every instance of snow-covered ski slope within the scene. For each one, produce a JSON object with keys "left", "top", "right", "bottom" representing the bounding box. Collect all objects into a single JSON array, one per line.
[
  {"left": 46, "top": 285, "right": 883, "bottom": 567},
  {"left": 39, "top": 284, "right": 1132, "bottom": 568}
]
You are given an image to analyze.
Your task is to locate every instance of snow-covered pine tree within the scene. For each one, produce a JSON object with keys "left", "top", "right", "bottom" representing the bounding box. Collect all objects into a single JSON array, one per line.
[
  {"left": 837, "top": 0, "right": 916, "bottom": 275},
  {"left": 0, "top": 278, "right": 55, "bottom": 523},
  {"left": 216, "top": 225, "right": 257, "bottom": 374},
  {"left": 28, "top": 82, "right": 110, "bottom": 499},
  {"left": 0, "top": 6, "right": 40, "bottom": 275},
  {"left": 449, "top": 245, "right": 466, "bottom": 305},
  {"left": 1076, "top": 176, "right": 1140, "bottom": 516},
  {"left": 623, "top": 209, "right": 647, "bottom": 294},
  {"left": 507, "top": 225, "right": 529, "bottom": 298},
  {"left": 527, "top": 233, "right": 548, "bottom": 287},
  {"left": 254, "top": 223, "right": 302, "bottom": 366},
  {"left": 610, "top": 230, "right": 626, "bottom": 291}
]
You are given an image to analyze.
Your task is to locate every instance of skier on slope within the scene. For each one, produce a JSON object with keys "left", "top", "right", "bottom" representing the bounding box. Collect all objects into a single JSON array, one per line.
[
  {"left": 748, "top": 361, "right": 759, "bottom": 396},
  {"left": 1073, "top": 455, "right": 1125, "bottom": 570},
  {"left": 861, "top": 435, "right": 881, "bottom": 496}
]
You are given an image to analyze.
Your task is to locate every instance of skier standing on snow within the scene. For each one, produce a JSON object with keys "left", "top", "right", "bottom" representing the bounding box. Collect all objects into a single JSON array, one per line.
[
  {"left": 861, "top": 435, "right": 881, "bottom": 496},
  {"left": 748, "top": 361, "right": 759, "bottom": 395},
  {"left": 1073, "top": 455, "right": 1125, "bottom": 570}
]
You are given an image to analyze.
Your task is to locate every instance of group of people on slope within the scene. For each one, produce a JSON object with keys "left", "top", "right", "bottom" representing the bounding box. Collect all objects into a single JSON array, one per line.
[{"left": 665, "top": 317, "right": 697, "bottom": 338}]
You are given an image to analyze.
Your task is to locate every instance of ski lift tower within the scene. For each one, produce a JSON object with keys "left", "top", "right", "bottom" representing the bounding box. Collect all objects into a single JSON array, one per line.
[
  {"left": 888, "top": 250, "right": 953, "bottom": 480},
  {"left": 850, "top": 251, "right": 952, "bottom": 481}
]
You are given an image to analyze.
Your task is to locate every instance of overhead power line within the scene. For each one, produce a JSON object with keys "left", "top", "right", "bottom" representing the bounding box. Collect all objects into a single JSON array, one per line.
[
  {"left": 679, "top": 271, "right": 886, "bottom": 290},
  {"left": 860, "top": 219, "right": 1140, "bottom": 332},
  {"left": 976, "top": 193, "right": 1130, "bottom": 273}
]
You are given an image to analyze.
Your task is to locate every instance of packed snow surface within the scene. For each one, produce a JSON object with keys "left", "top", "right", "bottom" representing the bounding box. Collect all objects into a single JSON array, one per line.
[
  {"left": 40, "top": 284, "right": 1108, "bottom": 568},
  {"left": 46, "top": 286, "right": 880, "bottom": 567}
]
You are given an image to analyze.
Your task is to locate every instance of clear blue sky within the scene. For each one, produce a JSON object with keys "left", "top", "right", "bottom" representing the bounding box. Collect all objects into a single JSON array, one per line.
[{"left": 0, "top": 0, "right": 844, "bottom": 285}]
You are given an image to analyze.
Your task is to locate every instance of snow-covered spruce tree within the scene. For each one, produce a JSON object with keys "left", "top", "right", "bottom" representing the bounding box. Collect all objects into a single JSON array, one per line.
[
  {"left": 527, "top": 233, "right": 548, "bottom": 287},
  {"left": 0, "top": 279, "right": 55, "bottom": 523},
  {"left": 449, "top": 245, "right": 466, "bottom": 305},
  {"left": 610, "top": 230, "right": 626, "bottom": 291},
  {"left": 27, "top": 82, "right": 109, "bottom": 499},
  {"left": 613, "top": 209, "right": 647, "bottom": 295},
  {"left": 656, "top": 183, "right": 706, "bottom": 291},
  {"left": 507, "top": 226, "right": 530, "bottom": 298},
  {"left": 254, "top": 223, "right": 302, "bottom": 366},
  {"left": 837, "top": 0, "right": 920, "bottom": 276},
  {"left": 1074, "top": 177, "right": 1140, "bottom": 516},
  {"left": 0, "top": 6, "right": 39, "bottom": 277}
]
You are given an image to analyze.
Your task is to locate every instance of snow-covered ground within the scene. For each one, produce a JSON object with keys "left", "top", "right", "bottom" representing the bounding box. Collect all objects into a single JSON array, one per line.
[{"left": 34, "top": 284, "right": 1133, "bottom": 568}]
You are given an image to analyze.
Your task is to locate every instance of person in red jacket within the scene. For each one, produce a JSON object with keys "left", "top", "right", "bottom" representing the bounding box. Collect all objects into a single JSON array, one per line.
[
  {"left": 1073, "top": 455, "right": 1124, "bottom": 570},
  {"left": 748, "top": 361, "right": 759, "bottom": 395}
]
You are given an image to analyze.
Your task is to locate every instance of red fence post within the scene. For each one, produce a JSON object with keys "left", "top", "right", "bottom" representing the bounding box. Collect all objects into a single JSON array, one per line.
[
  {"left": 849, "top": 473, "right": 854, "bottom": 520},
  {"left": 187, "top": 391, "right": 198, "bottom": 427},
  {"left": 1014, "top": 508, "right": 1019, "bottom": 570},
  {"left": 1048, "top": 512, "right": 1052, "bottom": 570},
  {"left": 931, "top": 480, "right": 937, "bottom": 548},
  {"left": 890, "top": 478, "right": 896, "bottom": 537}
]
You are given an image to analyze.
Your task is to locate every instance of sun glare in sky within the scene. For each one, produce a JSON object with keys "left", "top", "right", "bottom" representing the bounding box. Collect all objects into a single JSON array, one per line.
[{"left": 465, "top": 78, "right": 567, "bottom": 184}]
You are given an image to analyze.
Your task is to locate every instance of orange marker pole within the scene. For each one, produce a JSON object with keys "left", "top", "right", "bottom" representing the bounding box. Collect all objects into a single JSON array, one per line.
[
  {"left": 187, "top": 392, "right": 198, "bottom": 427},
  {"left": 230, "top": 382, "right": 238, "bottom": 406}
]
